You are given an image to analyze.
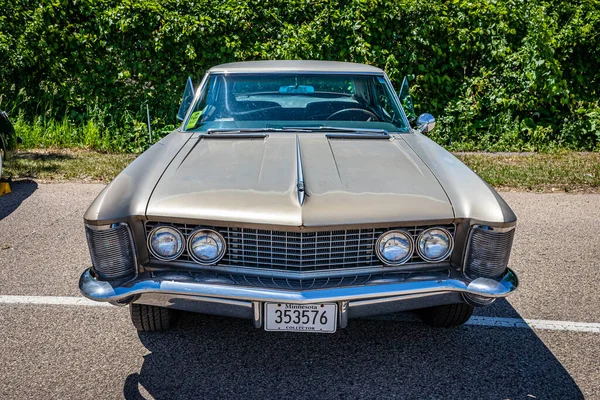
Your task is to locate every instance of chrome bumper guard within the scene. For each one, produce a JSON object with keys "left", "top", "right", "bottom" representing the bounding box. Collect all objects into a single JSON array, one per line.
[{"left": 79, "top": 268, "right": 518, "bottom": 328}]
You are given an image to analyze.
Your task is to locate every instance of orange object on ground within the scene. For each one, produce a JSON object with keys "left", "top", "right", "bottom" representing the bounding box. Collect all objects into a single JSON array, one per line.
[{"left": 0, "top": 181, "right": 11, "bottom": 196}]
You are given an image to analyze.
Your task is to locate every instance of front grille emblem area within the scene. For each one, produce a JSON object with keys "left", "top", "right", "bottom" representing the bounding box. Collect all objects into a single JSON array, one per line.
[{"left": 296, "top": 135, "right": 305, "bottom": 206}]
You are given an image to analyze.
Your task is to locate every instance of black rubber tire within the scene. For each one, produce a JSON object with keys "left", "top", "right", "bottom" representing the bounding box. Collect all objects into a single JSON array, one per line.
[
  {"left": 129, "top": 304, "right": 175, "bottom": 331},
  {"left": 418, "top": 303, "right": 474, "bottom": 328}
]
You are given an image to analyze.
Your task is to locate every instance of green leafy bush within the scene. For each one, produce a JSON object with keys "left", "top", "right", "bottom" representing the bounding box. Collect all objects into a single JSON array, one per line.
[{"left": 0, "top": 0, "right": 598, "bottom": 152}]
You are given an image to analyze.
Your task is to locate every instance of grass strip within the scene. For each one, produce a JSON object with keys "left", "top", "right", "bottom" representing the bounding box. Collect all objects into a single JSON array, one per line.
[
  {"left": 2, "top": 149, "right": 599, "bottom": 192},
  {"left": 1, "top": 149, "right": 136, "bottom": 183},
  {"left": 456, "top": 152, "right": 600, "bottom": 193}
]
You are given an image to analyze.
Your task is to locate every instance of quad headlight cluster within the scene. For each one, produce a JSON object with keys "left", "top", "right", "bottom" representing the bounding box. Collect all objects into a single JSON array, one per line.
[
  {"left": 147, "top": 226, "right": 226, "bottom": 265},
  {"left": 376, "top": 227, "right": 453, "bottom": 266},
  {"left": 149, "top": 225, "right": 452, "bottom": 267}
]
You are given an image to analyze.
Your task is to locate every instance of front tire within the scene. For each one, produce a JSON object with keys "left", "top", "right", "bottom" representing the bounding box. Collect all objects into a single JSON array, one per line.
[
  {"left": 129, "top": 304, "right": 176, "bottom": 331},
  {"left": 418, "top": 303, "right": 474, "bottom": 328}
]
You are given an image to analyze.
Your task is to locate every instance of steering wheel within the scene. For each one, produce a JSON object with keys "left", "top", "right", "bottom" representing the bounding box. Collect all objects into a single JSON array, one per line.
[{"left": 326, "top": 108, "right": 380, "bottom": 121}]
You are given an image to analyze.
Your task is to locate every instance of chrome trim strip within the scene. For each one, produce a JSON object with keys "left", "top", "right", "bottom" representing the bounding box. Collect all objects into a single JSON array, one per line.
[
  {"left": 296, "top": 135, "right": 305, "bottom": 206},
  {"left": 147, "top": 260, "right": 452, "bottom": 280},
  {"left": 209, "top": 71, "right": 385, "bottom": 76},
  {"left": 252, "top": 301, "right": 262, "bottom": 328},
  {"left": 86, "top": 222, "right": 128, "bottom": 231},
  {"left": 472, "top": 225, "right": 516, "bottom": 233},
  {"left": 144, "top": 218, "right": 457, "bottom": 232},
  {"left": 339, "top": 301, "right": 349, "bottom": 329},
  {"left": 79, "top": 268, "right": 518, "bottom": 304}
]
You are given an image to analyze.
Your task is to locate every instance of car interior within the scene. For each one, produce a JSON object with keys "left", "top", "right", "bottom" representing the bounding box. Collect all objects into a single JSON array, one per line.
[{"left": 200, "top": 75, "right": 389, "bottom": 123}]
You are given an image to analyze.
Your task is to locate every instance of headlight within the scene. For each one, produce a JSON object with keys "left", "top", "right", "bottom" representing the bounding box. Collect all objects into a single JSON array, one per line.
[
  {"left": 375, "top": 230, "right": 414, "bottom": 265},
  {"left": 188, "top": 229, "right": 226, "bottom": 265},
  {"left": 417, "top": 228, "right": 453, "bottom": 262},
  {"left": 148, "top": 226, "right": 184, "bottom": 260}
]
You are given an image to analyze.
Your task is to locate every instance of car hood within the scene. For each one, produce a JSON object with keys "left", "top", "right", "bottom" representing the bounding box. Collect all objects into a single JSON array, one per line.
[{"left": 146, "top": 134, "right": 454, "bottom": 227}]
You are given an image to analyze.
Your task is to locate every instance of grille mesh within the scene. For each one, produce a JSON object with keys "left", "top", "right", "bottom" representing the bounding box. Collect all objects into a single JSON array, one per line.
[
  {"left": 228, "top": 274, "right": 374, "bottom": 290},
  {"left": 146, "top": 222, "right": 455, "bottom": 272},
  {"left": 464, "top": 226, "right": 514, "bottom": 279},
  {"left": 86, "top": 224, "right": 136, "bottom": 280}
]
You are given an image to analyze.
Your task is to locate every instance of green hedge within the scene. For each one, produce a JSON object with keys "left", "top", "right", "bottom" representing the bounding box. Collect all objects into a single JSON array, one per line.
[{"left": 1, "top": 0, "right": 599, "bottom": 152}]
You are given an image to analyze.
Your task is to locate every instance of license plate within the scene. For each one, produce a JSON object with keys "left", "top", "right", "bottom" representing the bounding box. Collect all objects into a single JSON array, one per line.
[{"left": 264, "top": 303, "right": 338, "bottom": 333}]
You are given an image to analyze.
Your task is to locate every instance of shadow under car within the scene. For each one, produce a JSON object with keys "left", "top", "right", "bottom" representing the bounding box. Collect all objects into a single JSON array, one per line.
[{"left": 123, "top": 299, "right": 582, "bottom": 400}]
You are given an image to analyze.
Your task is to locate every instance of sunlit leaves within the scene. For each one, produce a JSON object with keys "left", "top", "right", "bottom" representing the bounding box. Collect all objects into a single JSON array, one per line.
[{"left": 0, "top": 0, "right": 598, "bottom": 152}]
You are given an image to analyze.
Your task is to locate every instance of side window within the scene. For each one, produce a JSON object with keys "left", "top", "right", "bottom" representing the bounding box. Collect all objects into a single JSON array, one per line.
[
  {"left": 185, "top": 76, "right": 215, "bottom": 130},
  {"left": 374, "top": 78, "right": 396, "bottom": 123}
]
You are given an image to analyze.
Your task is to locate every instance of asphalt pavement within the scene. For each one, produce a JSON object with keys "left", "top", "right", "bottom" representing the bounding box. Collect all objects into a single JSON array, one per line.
[{"left": 1, "top": 182, "right": 599, "bottom": 399}]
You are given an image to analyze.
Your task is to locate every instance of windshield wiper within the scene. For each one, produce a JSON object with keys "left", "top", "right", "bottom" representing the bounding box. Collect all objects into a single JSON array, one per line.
[
  {"left": 206, "top": 128, "right": 280, "bottom": 134},
  {"left": 282, "top": 126, "right": 388, "bottom": 135},
  {"left": 205, "top": 126, "right": 390, "bottom": 138}
]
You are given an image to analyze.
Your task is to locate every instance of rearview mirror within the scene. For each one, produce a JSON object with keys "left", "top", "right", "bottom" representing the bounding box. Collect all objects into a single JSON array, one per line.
[
  {"left": 417, "top": 113, "right": 436, "bottom": 134},
  {"left": 177, "top": 76, "right": 195, "bottom": 121},
  {"left": 279, "top": 85, "right": 315, "bottom": 94}
]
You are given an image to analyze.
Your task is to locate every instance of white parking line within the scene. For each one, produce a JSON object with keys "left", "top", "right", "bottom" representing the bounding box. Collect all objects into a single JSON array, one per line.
[
  {"left": 466, "top": 316, "right": 600, "bottom": 333},
  {"left": 368, "top": 314, "right": 600, "bottom": 333},
  {"left": 0, "top": 295, "right": 111, "bottom": 307},
  {"left": 1, "top": 295, "right": 599, "bottom": 333}
]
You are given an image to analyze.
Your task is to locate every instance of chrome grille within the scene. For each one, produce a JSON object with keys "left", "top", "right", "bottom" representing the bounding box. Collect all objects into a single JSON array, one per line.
[
  {"left": 148, "top": 270, "right": 425, "bottom": 290},
  {"left": 228, "top": 274, "right": 375, "bottom": 290},
  {"left": 464, "top": 226, "right": 514, "bottom": 279},
  {"left": 86, "top": 224, "right": 136, "bottom": 280},
  {"left": 146, "top": 222, "right": 455, "bottom": 272}
]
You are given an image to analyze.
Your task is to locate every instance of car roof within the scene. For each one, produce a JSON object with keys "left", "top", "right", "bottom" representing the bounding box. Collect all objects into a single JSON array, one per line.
[{"left": 208, "top": 60, "right": 384, "bottom": 74}]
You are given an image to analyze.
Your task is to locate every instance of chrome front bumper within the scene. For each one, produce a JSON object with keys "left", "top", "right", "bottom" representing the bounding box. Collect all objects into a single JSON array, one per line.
[{"left": 79, "top": 268, "right": 518, "bottom": 328}]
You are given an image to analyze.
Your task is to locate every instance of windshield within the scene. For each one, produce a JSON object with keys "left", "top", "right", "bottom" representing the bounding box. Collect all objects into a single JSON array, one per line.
[{"left": 183, "top": 73, "right": 409, "bottom": 132}]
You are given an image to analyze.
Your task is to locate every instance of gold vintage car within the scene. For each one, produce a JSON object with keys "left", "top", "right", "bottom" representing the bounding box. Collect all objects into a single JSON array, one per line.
[{"left": 80, "top": 61, "right": 518, "bottom": 333}]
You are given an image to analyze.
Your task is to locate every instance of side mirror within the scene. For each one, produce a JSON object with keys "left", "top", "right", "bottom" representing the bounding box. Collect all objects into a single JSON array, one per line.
[
  {"left": 416, "top": 113, "right": 436, "bottom": 134},
  {"left": 177, "top": 76, "right": 195, "bottom": 121}
]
